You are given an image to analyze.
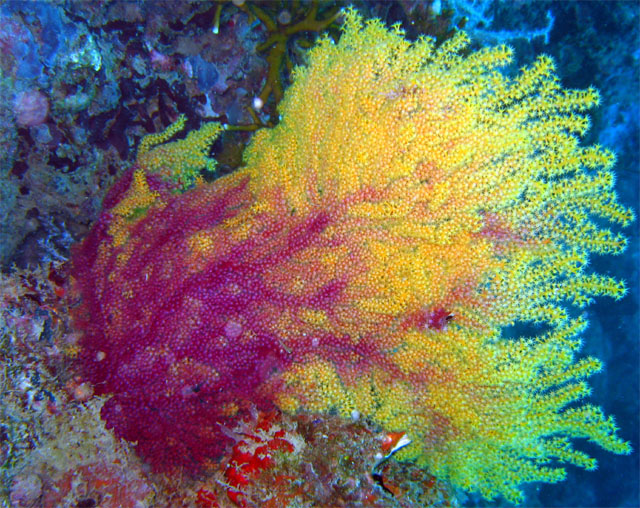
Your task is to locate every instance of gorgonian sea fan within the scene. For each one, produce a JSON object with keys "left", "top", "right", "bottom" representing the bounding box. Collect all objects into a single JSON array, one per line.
[{"left": 71, "top": 9, "right": 632, "bottom": 503}]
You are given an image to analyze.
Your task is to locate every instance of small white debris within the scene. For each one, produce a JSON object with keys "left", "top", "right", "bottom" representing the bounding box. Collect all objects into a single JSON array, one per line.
[{"left": 252, "top": 96, "right": 264, "bottom": 111}]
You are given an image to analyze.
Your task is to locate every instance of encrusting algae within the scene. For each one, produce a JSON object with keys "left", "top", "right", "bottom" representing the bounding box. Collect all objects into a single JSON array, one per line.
[{"left": 69, "top": 9, "right": 632, "bottom": 504}]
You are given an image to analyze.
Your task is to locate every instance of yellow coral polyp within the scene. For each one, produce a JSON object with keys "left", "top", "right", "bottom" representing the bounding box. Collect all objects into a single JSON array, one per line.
[
  {"left": 108, "top": 168, "right": 162, "bottom": 246},
  {"left": 136, "top": 114, "right": 223, "bottom": 189}
]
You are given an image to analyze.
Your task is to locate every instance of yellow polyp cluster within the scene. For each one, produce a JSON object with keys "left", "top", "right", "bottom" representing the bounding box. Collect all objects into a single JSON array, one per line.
[
  {"left": 107, "top": 168, "right": 163, "bottom": 246},
  {"left": 232, "top": 9, "right": 632, "bottom": 503},
  {"left": 105, "top": 117, "right": 226, "bottom": 245},
  {"left": 298, "top": 308, "right": 329, "bottom": 327},
  {"left": 280, "top": 359, "right": 355, "bottom": 415},
  {"left": 136, "top": 114, "right": 223, "bottom": 189}
]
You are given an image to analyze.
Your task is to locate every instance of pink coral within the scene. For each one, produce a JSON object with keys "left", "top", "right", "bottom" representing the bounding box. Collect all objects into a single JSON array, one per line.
[
  {"left": 13, "top": 89, "right": 49, "bottom": 127},
  {"left": 71, "top": 169, "right": 311, "bottom": 473}
]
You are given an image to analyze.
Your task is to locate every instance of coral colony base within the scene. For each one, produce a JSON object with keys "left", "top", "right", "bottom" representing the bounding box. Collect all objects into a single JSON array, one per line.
[{"left": 69, "top": 9, "right": 632, "bottom": 505}]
